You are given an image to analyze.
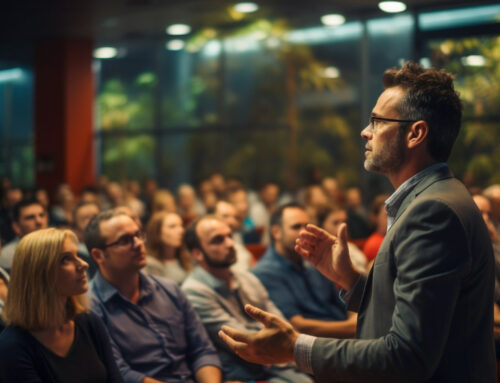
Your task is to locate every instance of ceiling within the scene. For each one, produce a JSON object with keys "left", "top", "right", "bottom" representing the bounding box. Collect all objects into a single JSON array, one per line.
[{"left": 0, "top": 0, "right": 496, "bottom": 62}]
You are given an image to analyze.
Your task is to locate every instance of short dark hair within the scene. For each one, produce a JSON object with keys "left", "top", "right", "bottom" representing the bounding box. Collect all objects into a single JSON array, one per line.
[
  {"left": 72, "top": 201, "right": 100, "bottom": 223},
  {"left": 184, "top": 215, "right": 219, "bottom": 252},
  {"left": 13, "top": 198, "right": 45, "bottom": 222},
  {"left": 382, "top": 62, "right": 462, "bottom": 162},
  {"left": 84, "top": 210, "right": 125, "bottom": 252},
  {"left": 270, "top": 202, "right": 306, "bottom": 228}
]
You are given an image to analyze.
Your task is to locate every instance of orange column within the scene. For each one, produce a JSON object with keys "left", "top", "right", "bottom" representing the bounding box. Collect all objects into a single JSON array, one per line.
[{"left": 34, "top": 39, "right": 95, "bottom": 198}]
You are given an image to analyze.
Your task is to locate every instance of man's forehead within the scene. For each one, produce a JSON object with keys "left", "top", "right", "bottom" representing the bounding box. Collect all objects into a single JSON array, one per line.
[
  {"left": 197, "top": 218, "right": 230, "bottom": 239},
  {"left": 282, "top": 207, "right": 309, "bottom": 223},
  {"left": 373, "top": 86, "right": 405, "bottom": 115},
  {"left": 20, "top": 204, "right": 45, "bottom": 216},
  {"left": 100, "top": 214, "right": 138, "bottom": 237}
]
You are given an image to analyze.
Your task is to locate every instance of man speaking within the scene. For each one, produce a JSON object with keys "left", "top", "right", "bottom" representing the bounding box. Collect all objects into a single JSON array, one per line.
[{"left": 219, "top": 62, "right": 495, "bottom": 382}]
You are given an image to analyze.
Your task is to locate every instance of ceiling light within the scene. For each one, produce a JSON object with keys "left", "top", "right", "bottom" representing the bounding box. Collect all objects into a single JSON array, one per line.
[
  {"left": 323, "top": 66, "right": 340, "bottom": 78},
  {"left": 166, "top": 24, "right": 191, "bottom": 36},
  {"left": 461, "top": 55, "right": 486, "bottom": 66},
  {"left": 321, "top": 14, "right": 346, "bottom": 27},
  {"left": 166, "top": 40, "right": 185, "bottom": 51},
  {"left": 93, "top": 47, "right": 118, "bottom": 59},
  {"left": 378, "top": 1, "right": 407, "bottom": 13},
  {"left": 234, "top": 2, "right": 259, "bottom": 13}
]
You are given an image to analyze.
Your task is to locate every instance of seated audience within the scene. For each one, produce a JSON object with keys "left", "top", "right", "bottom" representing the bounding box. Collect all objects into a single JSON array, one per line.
[
  {"left": 345, "top": 186, "right": 371, "bottom": 239},
  {"left": 214, "top": 200, "right": 252, "bottom": 270},
  {"left": 0, "top": 197, "right": 49, "bottom": 272},
  {"left": 144, "top": 211, "right": 193, "bottom": 284},
  {"left": 317, "top": 206, "right": 368, "bottom": 275},
  {"left": 0, "top": 228, "right": 123, "bottom": 382},
  {"left": 177, "top": 184, "right": 204, "bottom": 226},
  {"left": 227, "top": 186, "right": 261, "bottom": 244},
  {"left": 0, "top": 187, "right": 23, "bottom": 244},
  {"left": 182, "top": 216, "right": 313, "bottom": 382},
  {"left": 151, "top": 189, "right": 177, "bottom": 215},
  {"left": 302, "top": 184, "right": 330, "bottom": 226},
  {"left": 252, "top": 203, "right": 357, "bottom": 338},
  {"left": 50, "top": 183, "right": 76, "bottom": 227},
  {"left": 85, "top": 210, "right": 222, "bottom": 383}
]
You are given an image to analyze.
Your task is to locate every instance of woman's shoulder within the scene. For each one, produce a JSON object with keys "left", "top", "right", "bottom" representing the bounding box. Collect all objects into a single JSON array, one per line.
[{"left": 0, "top": 325, "right": 35, "bottom": 354}]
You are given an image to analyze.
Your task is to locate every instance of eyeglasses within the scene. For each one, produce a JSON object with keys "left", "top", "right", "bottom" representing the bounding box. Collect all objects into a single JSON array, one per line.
[
  {"left": 103, "top": 231, "right": 145, "bottom": 249},
  {"left": 368, "top": 116, "right": 416, "bottom": 131}
]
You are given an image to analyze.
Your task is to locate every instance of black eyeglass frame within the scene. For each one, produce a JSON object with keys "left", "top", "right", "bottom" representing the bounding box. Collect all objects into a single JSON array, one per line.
[
  {"left": 102, "top": 231, "right": 145, "bottom": 249},
  {"left": 369, "top": 116, "right": 417, "bottom": 127}
]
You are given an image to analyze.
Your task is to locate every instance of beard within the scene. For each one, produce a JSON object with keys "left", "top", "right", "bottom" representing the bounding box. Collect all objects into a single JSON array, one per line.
[
  {"left": 201, "top": 247, "right": 237, "bottom": 269},
  {"left": 364, "top": 128, "right": 406, "bottom": 174}
]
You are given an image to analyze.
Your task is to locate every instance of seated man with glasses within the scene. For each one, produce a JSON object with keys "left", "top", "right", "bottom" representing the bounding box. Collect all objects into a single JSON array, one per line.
[{"left": 84, "top": 210, "right": 222, "bottom": 383}]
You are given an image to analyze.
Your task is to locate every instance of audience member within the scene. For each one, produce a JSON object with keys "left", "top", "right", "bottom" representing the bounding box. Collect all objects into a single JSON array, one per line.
[
  {"left": 50, "top": 183, "right": 76, "bottom": 227},
  {"left": 0, "top": 198, "right": 49, "bottom": 272},
  {"left": 317, "top": 206, "right": 368, "bottom": 275},
  {"left": 214, "top": 200, "right": 252, "bottom": 270},
  {"left": 177, "top": 184, "right": 204, "bottom": 226},
  {"left": 0, "top": 228, "right": 123, "bottom": 382},
  {"left": 151, "top": 189, "right": 177, "bottom": 215},
  {"left": 85, "top": 210, "right": 222, "bottom": 383},
  {"left": 302, "top": 184, "right": 330, "bottom": 226},
  {"left": 124, "top": 181, "right": 146, "bottom": 222},
  {"left": 144, "top": 211, "right": 193, "bottom": 284},
  {"left": 0, "top": 187, "right": 23, "bottom": 244},
  {"left": 227, "top": 187, "right": 261, "bottom": 244},
  {"left": 321, "top": 176, "right": 342, "bottom": 206},
  {"left": 344, "top": 186, "right": 372, "bottom": 239},
  {"left": 182, "top": 216, "right": 313, "bottom": 382},
  {"left": 252, "top": 203, "right": 356, "bottom": 338}
]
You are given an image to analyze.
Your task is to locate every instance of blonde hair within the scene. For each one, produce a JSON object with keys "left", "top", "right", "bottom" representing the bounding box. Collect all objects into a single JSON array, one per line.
[
  {"left": 4, "top": 228, "right": 87, "bottom": 330},
  {"left": 146, "top": 212, "right": 193, "bottom": 272}
]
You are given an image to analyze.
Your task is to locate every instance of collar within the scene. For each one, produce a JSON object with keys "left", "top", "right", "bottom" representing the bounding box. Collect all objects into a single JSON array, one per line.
[
  {"left": 190, "top": 266, "right": 239, "bottom": 294},
  {"left": 263, "top": 245, "right": 303, "bottom": 270},
  {"left": 91, "top": 271, "right": 154, "bottom": 303},
  {"left": 385, "top": 162, "right": 448, "bottom": 231}
]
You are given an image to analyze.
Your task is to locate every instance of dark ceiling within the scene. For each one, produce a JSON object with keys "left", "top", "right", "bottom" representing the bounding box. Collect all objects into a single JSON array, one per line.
[{"left": 0, "top": 0, "right": 497, "bottom": 62}]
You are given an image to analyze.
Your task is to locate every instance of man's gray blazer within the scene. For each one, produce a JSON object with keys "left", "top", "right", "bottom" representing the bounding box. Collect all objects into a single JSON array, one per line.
[{"left": 311, "top": 166, "right": 496, "bottom": 382}]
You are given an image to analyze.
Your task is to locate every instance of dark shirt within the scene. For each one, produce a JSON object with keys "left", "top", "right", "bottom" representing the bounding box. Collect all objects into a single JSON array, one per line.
[
  {"left": 89, "top": 271, "right": 221, "bottom": 383},
  {"left": 0, "top": 312, "right": 123, "bottom": 383},
  {"left": 42, "top": 322, "right": 107, "bottom": 383},
  {"left": 252, "top": 246, "right": 347, "bottom": 321}
]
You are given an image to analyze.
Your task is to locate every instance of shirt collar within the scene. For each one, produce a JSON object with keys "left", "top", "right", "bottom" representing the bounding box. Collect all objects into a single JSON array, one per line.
[
  {"left": 91, "top": 270, "right": 154, "bottom": 303},
  {"left": 265, "top": 245, "right": 303, "bottom": 270},
  {"left": 190, "top": 266, "right": 239, "bottom": 294},
  {"left": 385, "top": 162, "right": 448, "bottom": 231}
]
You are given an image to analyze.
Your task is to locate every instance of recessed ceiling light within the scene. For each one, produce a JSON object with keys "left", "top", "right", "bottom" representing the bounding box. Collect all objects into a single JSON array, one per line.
[
  {"left": 93, "top": 47, "right": 118, "bottom": 59},
  {"left": 378, "top": 1, "right": 407, "bottom": 13},
  {"left": 166, "top": 40, "right": 185, "bottom": 51},
  {"left": 461, "top": 55, "right": 486, "bottom": 67},
  {"left": 234, "top": 2, "right": 259, "bottom": 13},
  {"left": 166, "top": 24, "right": 191, "bottom": 36},
  {"left": 321, "top": 14, "right": 346, "bottom": 27},
  {"left": 323, "top": 66, "right": 340, "bottom": 78}
]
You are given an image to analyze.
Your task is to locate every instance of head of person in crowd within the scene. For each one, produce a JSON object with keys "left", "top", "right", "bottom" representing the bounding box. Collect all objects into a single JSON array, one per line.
[
  {"left": 259, "top": 182, "right": 280, "bottom": 211},
  {"left": 317, "top": 205, "right": 349, "bottom": 237},
  {"left": 12, "top": 198, "right": 49, "bottom": 238},
  {"left": 4, "top": 228, "right": 88, "bottom": 330},
  {"left": 114, "top": 205, "right": 142, "bottom": 229},
  {"left": 80, "top": 186, "right": 100, "bottom": 206},
  {"left": 85, "top": 211, "right": 146, "bottom": 281},
  {"left": 270, "top": 202, "right": 309, "bottom": 265},
  {"left": 185, "top": 215, "right": 236, "bottom": 275},
  {"left": 484, "top": 185, "right": 500, "bottom": 227},
  {"left": 142, "top": 177, "right": 158, "bottom": 201},
  {"left": 106, "top": 182, "right": 125, "bottom": 208},
  {"left": 473, "top": 194, "right": 498, "bottom": 242},
  {"left": 210, "top": 173, "right": 227, "bottom": 198},
  {"left": 177, "top": 184, "right": 199, "bottom": 223},
  {"left": 214, "top": 200, "right": 240, "bottom": 233},
  {"left": 152, "top": 189, "right": 177, "bottom": 215},
  {"left": 321, "top": 177, "right": 342, "bottom": 206},
  {"left": 227, "top": 187, "right": 249, "bottom": 226},
  {"left": 2, "top": 187, "right": 23, "bottom": 210},
  {"left": 73, "top": 202, "right": 100, "bottom": 242},
  {"left": 302, "top": 184, "right": 330, "bottom": 225},
  {"left": 126, "top": 180, "right": 141, "bottom": 198},
  {"left": 345, "top": 187, "right": 363, "bottom": 210},
  {"left": 33, "top": 187, "right": 50, "bottom": 210},
  {"left": 146, "top": 211, "right": 193, "bottom": 272}
]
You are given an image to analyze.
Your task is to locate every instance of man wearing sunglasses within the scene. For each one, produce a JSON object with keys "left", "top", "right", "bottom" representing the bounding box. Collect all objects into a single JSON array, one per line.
[
  {"left": 85, "top": 210, "right": 222, "bottom": 383},
  {"left": 219, "top": 62, "right": 495, "bottom": 382}
]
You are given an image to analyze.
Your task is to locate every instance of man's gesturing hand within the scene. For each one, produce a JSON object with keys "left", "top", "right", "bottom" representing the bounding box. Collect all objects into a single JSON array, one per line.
[
  {"left": 295, "top": 223, "right": 359, "bottom": 290},
  {"left": 218, "top": 304, "right": 299, "bottom": 365}
]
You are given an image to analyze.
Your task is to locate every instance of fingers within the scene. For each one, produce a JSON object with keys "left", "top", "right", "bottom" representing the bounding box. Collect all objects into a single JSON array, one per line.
[
  {"left": 220, "top": 325, "right": 252, "bottom": 343},
  {"left": 303, "top": 223, "right": 332, "bottom": 239},
  {"left": 218, "top": 329, "right": 248, "bottom": 353},
  {"left": 244, "top": 304, "right": 275, "bottom": 328},
  {"left": 337, "top": 223, "right": 348, "bottom": 247}
]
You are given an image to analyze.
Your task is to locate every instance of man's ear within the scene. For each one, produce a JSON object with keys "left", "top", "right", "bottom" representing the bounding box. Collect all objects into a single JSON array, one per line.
[
  {"left": 407, "top": 120, "right": 429, "bottom": 149},
  {"left": 91, "top": 248, "right": 105, "bottom": 265},
  {"left": 271, "top": 225, "right": 281, "bottom": 243},
  {"left": 191, "top": 248, "right": 203, "bottom": 263},
  {"left": 12, "top": 222, "right": 21, "bottom": 236}
]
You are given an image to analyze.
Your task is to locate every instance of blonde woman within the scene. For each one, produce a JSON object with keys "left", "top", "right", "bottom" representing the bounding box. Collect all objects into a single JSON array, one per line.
[
  {"left": 145, "top": 211, "right": 193, "bottom": 284},
  {"left": 0, "top": 228, "right": 123, "bottom": 383}
]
